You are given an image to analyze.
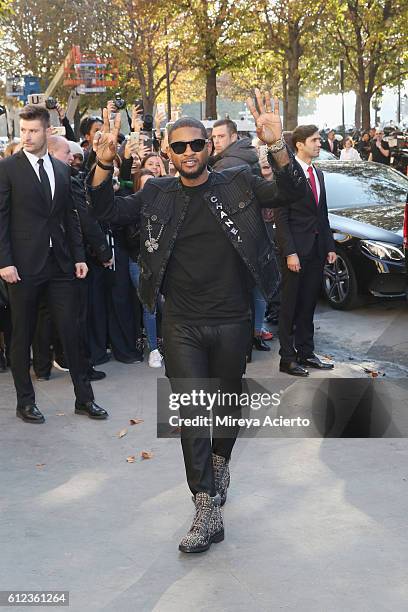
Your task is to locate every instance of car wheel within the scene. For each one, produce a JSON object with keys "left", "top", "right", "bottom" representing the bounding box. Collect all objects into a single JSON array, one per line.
[{"left": 323, "top": 250, "right": 360, "bottom": 310}]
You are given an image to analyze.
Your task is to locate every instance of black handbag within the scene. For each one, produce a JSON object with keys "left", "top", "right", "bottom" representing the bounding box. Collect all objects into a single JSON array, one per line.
[{"left": 0, "top": 278, "right": 9, "bottom": 308}]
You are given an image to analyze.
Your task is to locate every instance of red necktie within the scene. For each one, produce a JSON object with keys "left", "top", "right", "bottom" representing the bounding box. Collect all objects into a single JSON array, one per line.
[{"left": 307, "top": 166, "right": 318, "bottom": 205}]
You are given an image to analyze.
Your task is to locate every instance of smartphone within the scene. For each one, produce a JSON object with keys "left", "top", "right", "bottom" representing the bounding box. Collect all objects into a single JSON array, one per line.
[
  {"left": 51, "top": 126, "right": 66, "bottom": 136},
  {"left": 129, "top": 131, "right": 140, "bottom": 146},
  {"left": 134, "top": 99, "right": 144, "bottom": 116},
  {"left": 140, "top": 130, "right": 153, "bottom": 152}
]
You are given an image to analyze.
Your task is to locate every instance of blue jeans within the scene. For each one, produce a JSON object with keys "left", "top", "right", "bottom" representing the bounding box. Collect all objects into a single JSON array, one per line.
[
  {"left": 129, "top": 260, "right": 158, "bottom": 351},
  {"left": 253, "top": 286, "right": 266, "bottom": 334}
]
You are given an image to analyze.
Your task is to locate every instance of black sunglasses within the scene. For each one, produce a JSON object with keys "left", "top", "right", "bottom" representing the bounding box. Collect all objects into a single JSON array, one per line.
[{"left": 169, "top": 139, "right": 208, "bottom": 154}]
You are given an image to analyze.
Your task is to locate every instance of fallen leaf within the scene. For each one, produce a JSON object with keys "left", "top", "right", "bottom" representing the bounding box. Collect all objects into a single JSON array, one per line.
[
  {"left": 126, "top": 455, "right": 136, "bottom": 463},
  {"left": 129, "top": 419, "right": 144, "bottom": 426},
  {"left": 363, "top": 367, "right": 380, "bottom": 377},
  {"left": 117, "top": 429, "right": 128, "bottom": 438},
  {"left": 36, "top": 463, "right": 46, "bottom": 468},
  {"left": 141, "top": 451, "right": 153, "bottom": 460}
]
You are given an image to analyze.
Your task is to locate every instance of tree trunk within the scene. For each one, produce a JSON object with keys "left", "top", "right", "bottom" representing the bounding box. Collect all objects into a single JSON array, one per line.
[
  {"left": 354, "top": 91, "right": 361, "bottom": 129},
  {"left": 282, "top": 67, "right": 288, "bottom": 130},
  {"left": 361, "top": 91, "right": 371, "bottom": 130},
  {"left": 286, "top": 24, "right": 301, "bottom": 130},
  {"left": 205, "top": 67, "right": 217, "bottom": 119}
]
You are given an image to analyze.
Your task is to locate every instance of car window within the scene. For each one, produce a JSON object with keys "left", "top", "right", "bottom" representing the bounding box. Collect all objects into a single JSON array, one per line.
[
  {"left": 319, "top": 163, "right": 408, "bottom": 209},
  {"left": 318, "top": 149, "right": 336, "bottom": 160}
]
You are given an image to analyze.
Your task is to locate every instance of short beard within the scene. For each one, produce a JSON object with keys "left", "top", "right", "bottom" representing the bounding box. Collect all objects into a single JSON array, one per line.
[{"left": 177, "top": 160, "right": 208, "bottom": 179}]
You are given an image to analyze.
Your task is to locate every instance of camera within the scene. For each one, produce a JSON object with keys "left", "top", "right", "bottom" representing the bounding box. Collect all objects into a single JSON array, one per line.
[
  {"left": 0, "top": 105, "right": 6, "bottom": 117},
  {"left": 45, "top": 96, "right": 57, "bottom": 110},
  {"left": 114, "top": 92, "right": 126, "bottom": 110},
  {"left": 143, "top": 114, "right": 154, "bottom": 132}
]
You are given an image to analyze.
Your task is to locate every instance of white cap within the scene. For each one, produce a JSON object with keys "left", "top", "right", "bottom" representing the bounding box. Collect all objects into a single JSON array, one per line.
[{"left": 68, "top": 141, "right": 84, "bottom": 158}]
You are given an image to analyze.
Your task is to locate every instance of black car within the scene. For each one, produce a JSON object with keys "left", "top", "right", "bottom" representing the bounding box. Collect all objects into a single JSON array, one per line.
[{"left": 314, "top": 161, "right": 408, "bottom": 309}]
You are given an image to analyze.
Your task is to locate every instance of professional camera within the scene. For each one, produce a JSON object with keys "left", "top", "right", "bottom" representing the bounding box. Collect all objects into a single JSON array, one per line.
[
  {"left": 45, "top": 96, "right": 57, "bottom": 110},
  {"left": 114, "top": 92, "right": 126, "bottom": 110},
  {"left": 0, "top": 104, "right": 6, "bottom": 117}
]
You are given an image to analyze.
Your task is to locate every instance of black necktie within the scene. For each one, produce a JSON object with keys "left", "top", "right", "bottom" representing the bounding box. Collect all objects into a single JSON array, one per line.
[{"left": 38, "top": 158, "right": 53, "bottom": 211}]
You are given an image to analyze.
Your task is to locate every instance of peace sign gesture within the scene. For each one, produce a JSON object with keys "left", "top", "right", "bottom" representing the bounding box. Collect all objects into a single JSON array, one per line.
[
  {"left": 93, "top": 107, "right": 122, "bottom": 163},
  {"left": 246, "top": 89, "right": 283, "bottom": 145}
]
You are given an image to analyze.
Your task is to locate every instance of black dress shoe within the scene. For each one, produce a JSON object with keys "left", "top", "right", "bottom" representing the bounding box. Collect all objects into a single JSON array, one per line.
[
  {"left": 279, "top": 361, "right": 309, "bottom": 377},
  {"left": 87, "top": 367, "right": 106, "bottom": 381},
  {"left": 297, "top": 355, "right": 334, "bottom": 370},
  {"left": 253, "top": 337, "right": 271, "bottom": 352},
  {"left": 75, "top": 400, "right": 108, "bottom": 419},
  {"left": 16, "top": 404, "right": 45, "bottom": 423}
]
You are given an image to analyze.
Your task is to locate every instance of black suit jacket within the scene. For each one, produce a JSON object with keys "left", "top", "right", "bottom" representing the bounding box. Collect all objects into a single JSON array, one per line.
[
  {"left": 321, "top": 138, "right": 340, "bottom": 157},
  {"left": 0, "top": 150, "right": 85, "bottom": 278},
  {"left": 274, "top": 165, "right": 336, "bottom": 258}
]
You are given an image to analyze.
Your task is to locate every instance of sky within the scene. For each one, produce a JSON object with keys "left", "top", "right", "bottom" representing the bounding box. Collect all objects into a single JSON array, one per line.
[{"left": 299, "top": 85, "right": 408, "bottom": 129}]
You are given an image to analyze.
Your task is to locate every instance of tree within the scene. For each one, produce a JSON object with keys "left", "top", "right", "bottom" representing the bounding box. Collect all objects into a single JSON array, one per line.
[
  {"left": 326, "top": 0, "right": 408, "bottom": 129},
  {"left": 179, "top": 0, "right": 254, "bottom": 118},
  {"left": 0, "top": 0, "right": 110, "bottom": 86},
  {"left": 106, "top": 0, "right": 185, "bottom": 114},
  {"left": 254, "top": 0, "right": 328, "bottom": 130}
]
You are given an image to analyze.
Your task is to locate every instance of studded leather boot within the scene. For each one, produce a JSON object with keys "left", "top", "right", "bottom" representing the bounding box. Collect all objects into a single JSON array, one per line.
[
  {"left": 178, "top": 492, "right": 224, "bottom": 553},
  {"left": 212, "top": 453, "right": 230, "bottom": 506}
]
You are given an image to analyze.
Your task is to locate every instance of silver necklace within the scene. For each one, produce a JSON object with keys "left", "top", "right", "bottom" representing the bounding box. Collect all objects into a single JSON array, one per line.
[{"left": 145, "top": 219, "right": 164, "bottom": 253}]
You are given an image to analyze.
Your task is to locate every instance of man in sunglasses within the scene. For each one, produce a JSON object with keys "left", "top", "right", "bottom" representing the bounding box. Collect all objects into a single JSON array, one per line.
[{"left": 87, "top": 90, "right": 305, "bottom": 554}]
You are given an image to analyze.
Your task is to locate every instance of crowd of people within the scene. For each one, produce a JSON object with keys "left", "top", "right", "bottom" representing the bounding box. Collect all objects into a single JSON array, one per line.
[
  {"left": 320, "top": 126, "right": 391, "bottom": 164},
  {"left": 0, "top": 101, "right": 389, "bottom": 387}
]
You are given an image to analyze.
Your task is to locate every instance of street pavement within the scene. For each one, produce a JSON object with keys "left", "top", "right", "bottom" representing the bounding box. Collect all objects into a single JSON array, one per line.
[{"left": 0, "top": 298, "right": 407, "bottom": 612}]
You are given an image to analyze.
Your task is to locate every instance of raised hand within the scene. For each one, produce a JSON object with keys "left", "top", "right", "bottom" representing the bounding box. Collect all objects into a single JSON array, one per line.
[
  {"left": 246, "top": 89, "right": 283, "bottom": 145},
  {"left": 93, "top": 107, "right": 121, "bottom": 164}
]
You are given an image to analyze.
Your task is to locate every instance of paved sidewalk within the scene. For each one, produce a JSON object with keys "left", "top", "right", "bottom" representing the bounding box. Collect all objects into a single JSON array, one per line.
[{"left": 1, "top": 302, "right": 408, "bottom": 611}]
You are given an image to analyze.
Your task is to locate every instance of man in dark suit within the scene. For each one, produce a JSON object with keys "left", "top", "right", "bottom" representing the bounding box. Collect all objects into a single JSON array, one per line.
[
  {"left": 274, "top": 124, "right": 337, "bottom": 376},
  {"left": 0, "top": 104, "right": 108, "bottom": 423},
  {"left": 321, "top": 129, "right": 340, "bottom": 157}
]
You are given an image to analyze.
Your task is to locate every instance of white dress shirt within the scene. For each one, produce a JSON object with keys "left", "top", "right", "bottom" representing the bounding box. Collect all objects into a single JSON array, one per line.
[
  {"left": 24, "top": 149, "right": 55, "bottom": 246},
  {"left": 295, "top": 155, "right": 320, "bottom": 201},
  {"left": 24, "top": 149, "right": 56, "bottom": 198}
]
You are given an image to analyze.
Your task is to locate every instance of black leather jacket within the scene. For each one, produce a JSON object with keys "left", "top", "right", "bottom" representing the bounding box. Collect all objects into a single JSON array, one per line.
[{"left": 87, "top": 154, "right": 304, "bottom": 313}]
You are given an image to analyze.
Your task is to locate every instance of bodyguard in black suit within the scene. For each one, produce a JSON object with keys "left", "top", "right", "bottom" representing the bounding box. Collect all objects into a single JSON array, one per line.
[
  {"left": 274, "top": 125, "right": 337, "bottom": 376},
  {"left": 0, "top": 105, "right": 108, "bottom": 423},
  {"left": 321, "top": 130, "right": 340, "bottom": 157}
]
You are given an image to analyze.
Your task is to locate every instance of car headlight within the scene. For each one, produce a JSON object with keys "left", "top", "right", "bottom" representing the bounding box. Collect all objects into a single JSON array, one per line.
[{"left": 360, "top": 240, "right": 405, "bottom": 261}]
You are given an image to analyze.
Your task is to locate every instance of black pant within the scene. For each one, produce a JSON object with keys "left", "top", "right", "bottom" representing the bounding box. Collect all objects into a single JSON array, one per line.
[
  {"left": 0, "top": 306, "right": 11, "bottom": 362},
  {"left": 32, "top": 278, "right": 91, "bottom": 376},
  {"left": 7, "top": 254, "right": 94, "bottom": 406},
  {"left": 279, "top": 237, "right": 326, "bottom": 362},
  {"left": 163, "top": 320, "right": 251, "bottom": 496}
]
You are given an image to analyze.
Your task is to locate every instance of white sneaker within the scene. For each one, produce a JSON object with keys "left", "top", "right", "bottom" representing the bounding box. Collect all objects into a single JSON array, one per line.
[
  {"left": 53, "top": 360, "right": 69, "bottom": 372},
  {"left": 148, "top": 349, "right": 163, "bottom": 368}
]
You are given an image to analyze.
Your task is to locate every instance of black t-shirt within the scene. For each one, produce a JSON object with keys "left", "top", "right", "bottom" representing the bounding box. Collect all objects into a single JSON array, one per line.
[
  {"left": 370, "top": 139, "right": 390, "bottom": 165},
  {"left": 163, "top": 177, "right": 251, "bottom": 325}
]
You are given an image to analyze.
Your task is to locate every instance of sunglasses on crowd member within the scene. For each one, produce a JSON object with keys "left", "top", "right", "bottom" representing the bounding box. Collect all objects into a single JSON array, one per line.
[{"left": 169, "top": 139, "right": 209, "bottom": 154}]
